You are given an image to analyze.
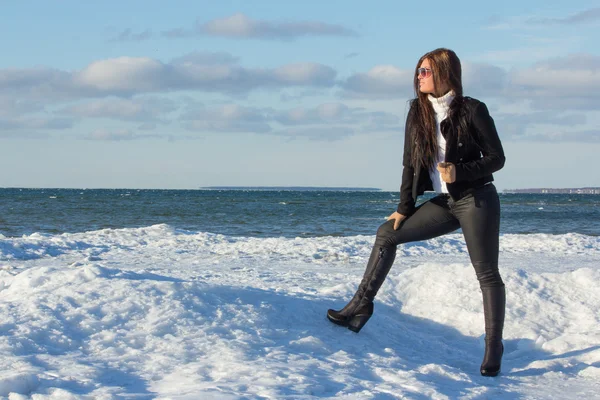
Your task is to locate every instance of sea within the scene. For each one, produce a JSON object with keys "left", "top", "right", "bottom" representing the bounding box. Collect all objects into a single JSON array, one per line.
[{"left": 0, "top": 187, "right": 598, "bottom": 238}]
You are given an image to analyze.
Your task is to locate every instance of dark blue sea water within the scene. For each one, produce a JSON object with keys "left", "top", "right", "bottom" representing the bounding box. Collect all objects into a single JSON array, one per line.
[{"left": 0, "top": 188, "right": 598, "bottom": 238}]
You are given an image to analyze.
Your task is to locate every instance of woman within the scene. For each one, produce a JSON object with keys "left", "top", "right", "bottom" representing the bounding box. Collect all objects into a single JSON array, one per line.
[{"left": 327, "top": 48, "right": 506, "bottom": 377}]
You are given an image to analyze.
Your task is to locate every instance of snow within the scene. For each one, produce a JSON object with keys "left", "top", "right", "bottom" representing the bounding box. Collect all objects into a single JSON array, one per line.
[{"left": 1, "top": 224, "right": 599, "bottom": 399}]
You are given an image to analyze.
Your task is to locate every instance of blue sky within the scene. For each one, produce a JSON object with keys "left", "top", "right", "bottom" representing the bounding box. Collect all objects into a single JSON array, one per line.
[{"left": 1, "top": 1, "right": 599, "bottom": 190}]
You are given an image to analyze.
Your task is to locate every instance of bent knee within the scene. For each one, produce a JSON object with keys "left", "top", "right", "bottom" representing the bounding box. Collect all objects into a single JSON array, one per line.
[
  {"left": 375, "top": 220, "right": 398, "bottom": 247},
  {"left": 477, "top": 272, "right": 504, "bottom": 288},
  {"left": 473, "top": 263, "right": 504, "bottom": 288}
]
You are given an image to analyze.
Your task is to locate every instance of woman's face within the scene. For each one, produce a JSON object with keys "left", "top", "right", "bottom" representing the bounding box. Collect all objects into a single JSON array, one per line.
[{"left": 417, "top": 59, "right": 435, "bottom": 94}]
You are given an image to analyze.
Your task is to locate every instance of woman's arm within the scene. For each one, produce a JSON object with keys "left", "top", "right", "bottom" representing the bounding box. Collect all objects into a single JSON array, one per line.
[
  {"left": 397, "top": 105, "right": 417, "bottom": 216},
  {"left": 454, "top": 101, "right": 505, "bottom": 182}
]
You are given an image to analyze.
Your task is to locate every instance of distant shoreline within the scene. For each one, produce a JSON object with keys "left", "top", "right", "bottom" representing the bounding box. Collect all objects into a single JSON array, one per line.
[
  {"left": 503, "top": 187, "right": 600, "bottom": 194},
  {"left": 199, "top": 186, "right": 382, "bottom": 191},
  {"left": 1, "top": 186, "right": 597, "bottom": 194}
]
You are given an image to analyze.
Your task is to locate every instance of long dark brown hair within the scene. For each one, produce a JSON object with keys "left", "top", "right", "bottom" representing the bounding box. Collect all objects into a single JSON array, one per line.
[{"left": 409, "top": 48, "right": 464, "bottom": 171}]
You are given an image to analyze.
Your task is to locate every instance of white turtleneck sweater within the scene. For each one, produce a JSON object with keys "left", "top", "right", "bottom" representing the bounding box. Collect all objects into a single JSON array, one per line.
[{"left": 427, "top": 90, "right": 455, "bottom": 194}]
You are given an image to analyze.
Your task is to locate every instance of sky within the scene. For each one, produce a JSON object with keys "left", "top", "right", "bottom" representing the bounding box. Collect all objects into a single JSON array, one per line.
[{"left": 1, "top": 1, "right": 599, "bottom": 191}]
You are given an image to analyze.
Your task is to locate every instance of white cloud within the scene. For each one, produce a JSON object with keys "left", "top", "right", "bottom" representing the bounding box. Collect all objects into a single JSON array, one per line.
[
  {"left": 462, "top": 62, "right": 508, "bottom": 98},
  {"left": 84, "top": 128, "right": 163, "bottom": 141},
  {"left": 86, "top": 128, "right": 135, "bottom": 141},
  {"left": 60, "top": 97, "right": 177, "bottom": 122},
  {"left": 478, "top": 37, "right": 583, "bottom": 66},
  {"left": 0, "top": 53, "right": 337, "bottom": 100},
  {"left": 528, "top": 7, "right": 600, "bottom": 25},
  {"left": 279, "top": 89, "right": 328, "bottom": 102},
  {"left": 335, "top": 56, "right": 599, "bottom": 142},
  {"left": 341, "top": 65, "right": 413, "bottom": 98},
  {"left": 361, "top": 111, "right": 402, "bottom": 132},
  {"left": 170, "top": 61, "right": 336, "bottom": 93},
  {"left": 272, "top": 103, "right": 401, "bottom": 140},
  {"left": 170, "top": 52, "right": 239, "bottom": 66},
  {"left": 340, "top": 62, "right": 507, "bottom": 100},
  {"left": 0, "top": 97, "right": 45, "bottom": 117},
  {"left": 510, "top": 54, "right": 600, "bottom": 98},
  {"left": 485, "top": 7, "right": 600, "bottom": 30},
  {"left": 276, "top": 103, "right": 354, "bottom": 125},
  {"left": 495, "top": 111, "right": 588, "bottom": 140},
  {"left": 335, "top": 55, "right": 597, "bottom": 113},
  {"left": 273, "top": 63, "right": 336, "bottom": 85},
  {"left": 74, "top": 57, "right": 169, "bottom": 94},
  {"left": 0, "top": 130, "right": 49, "bottom": 139},
  {"left": 182, "top": 104, "right": 272, "bottom": 134},
  {"left": 0, "top": 67, "right": 73, "bottom": 100},
  {"left": 2, "top": 50, "right": 598, "bottom": 143},
  {"left": 0, "top": 117, "right": 73, "bottom": 131},
  {"left": 196, "top": 13, "right": 357, "bottom": 39},
  {"left": 178, "top": 102, "right": 400, "bottom": 139},
  {"left": 274, "top": 103, "right": 399, "bottom": 128}
]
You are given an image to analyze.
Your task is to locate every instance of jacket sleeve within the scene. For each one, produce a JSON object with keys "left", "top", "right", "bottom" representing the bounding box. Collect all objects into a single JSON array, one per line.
[
  {"left": 454, "top": 101, "right": 505, "bottom": 182},
  {"left": 397, "top": 105, "right": 417, "bottom": 216}
]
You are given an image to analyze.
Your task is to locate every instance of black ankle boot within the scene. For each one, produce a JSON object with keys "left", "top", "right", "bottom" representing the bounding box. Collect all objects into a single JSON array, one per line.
[
  {"left": 480, "top": 285, "right": 505, "bottom": 377},
  {"left": 327, "top": 301, "right": 358, "bottom": 327},
  {"left": 326, "top": 246, "right": 396, "bottom": 332},
  {"left": 327, "top": 246, "right": 382, "bottom": 326},
  {"left": 347, "top": 302, "right": 374, "bottom": 333},
  {"left": 480, "top": 340, "right": 504, "bottom": 377},
  {"left": 327, "top": 301, "right": 374, "bottom": 332}
]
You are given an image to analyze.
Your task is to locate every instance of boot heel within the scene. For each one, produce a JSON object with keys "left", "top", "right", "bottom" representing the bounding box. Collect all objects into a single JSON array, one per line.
[
  {"left": 347, "top": 302, "right": 374, "bottom": 333},
  {"left": 480, "top": 341, "right": 504, "bottom": 377},
  {"left": 347, "top": 314, "right": 371, "bottom": 333}
]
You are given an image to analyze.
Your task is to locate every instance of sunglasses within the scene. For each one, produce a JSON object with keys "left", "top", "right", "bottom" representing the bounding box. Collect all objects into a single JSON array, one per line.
[{"left": 417, "top": 68, "right": 432, "bottom": 79}]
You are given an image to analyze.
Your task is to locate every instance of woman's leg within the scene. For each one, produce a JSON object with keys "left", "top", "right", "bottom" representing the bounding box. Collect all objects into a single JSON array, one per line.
[
  {"left": 328, "top": 195, "right": 461, "bottom": 332},
  {"left": 452, "top": 184, "right": 505, "bottom": 376}
]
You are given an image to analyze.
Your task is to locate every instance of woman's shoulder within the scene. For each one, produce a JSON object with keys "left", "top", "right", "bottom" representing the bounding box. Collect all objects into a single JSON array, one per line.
[
  {"left": 459, "top": 96, "right": 489, "bottom": 116},
  {"left": 408, "top": 98, "right": 419, "bottom": 108},
  {"left": 461, "top": 96, "right": 483, "bottom": 107},
  {"left": 406, "top": 98, "right": 420, "bottom": 117}
]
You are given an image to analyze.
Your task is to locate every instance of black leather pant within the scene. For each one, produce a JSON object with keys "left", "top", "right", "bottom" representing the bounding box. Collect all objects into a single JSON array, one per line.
[
  {"left": 375, "top": 183, "right": 504, "bottom": 288},
  {"left": 329, "top": 183, "right": 505, "bottom": 345}
]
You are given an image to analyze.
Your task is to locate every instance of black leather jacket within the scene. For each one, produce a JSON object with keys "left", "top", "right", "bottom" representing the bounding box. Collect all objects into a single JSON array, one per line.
[{"left": 397, "top": 96, "right": 505, "bottom": 216}]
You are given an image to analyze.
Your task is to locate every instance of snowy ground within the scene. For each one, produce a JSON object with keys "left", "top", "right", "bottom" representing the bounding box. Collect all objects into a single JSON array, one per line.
[{"left": 1, "top": 224, "right": 600, "bottom": 399}]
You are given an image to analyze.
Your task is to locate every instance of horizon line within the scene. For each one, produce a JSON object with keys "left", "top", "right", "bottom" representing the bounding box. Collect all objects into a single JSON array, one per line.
[{"left": 1, "top": 185, "right": 599, "bottom": 191}]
